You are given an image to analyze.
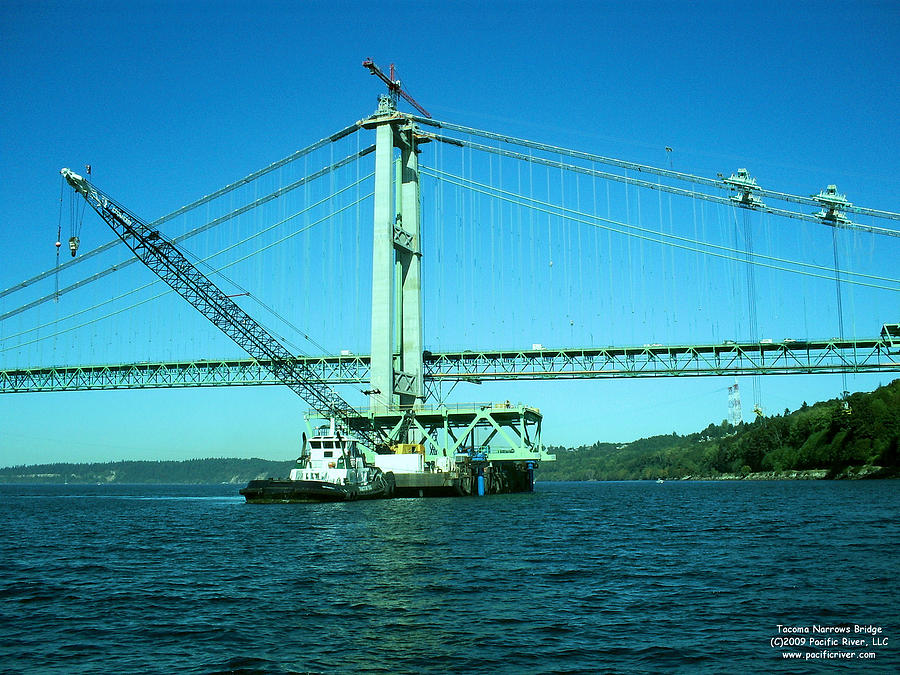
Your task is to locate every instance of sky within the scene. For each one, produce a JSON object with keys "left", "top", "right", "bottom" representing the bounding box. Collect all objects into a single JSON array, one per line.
[{"left": 1, "top": 0, "right": 899, "bottom": 467}]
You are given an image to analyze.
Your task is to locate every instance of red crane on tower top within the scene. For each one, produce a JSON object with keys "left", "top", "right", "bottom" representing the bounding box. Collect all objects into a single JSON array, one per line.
[{"left": 362, "top": 58, "right": 431, "bottom": 118}]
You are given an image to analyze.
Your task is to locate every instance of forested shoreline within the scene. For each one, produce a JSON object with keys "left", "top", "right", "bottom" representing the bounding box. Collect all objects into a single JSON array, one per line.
[
  {"left": 2, "top": 380, "right": 897, "bottom": 483},
  {"left": 538, "top": 379, "right": 899, "bottom": 481}
]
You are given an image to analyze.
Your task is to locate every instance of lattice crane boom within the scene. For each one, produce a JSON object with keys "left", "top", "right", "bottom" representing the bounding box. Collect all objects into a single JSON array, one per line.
[
  {"left": 60, "top": 168, "right": 388, "bottom": 451},
  {"left": 362, "top": 58, "right": 431, "bottom": 118}
]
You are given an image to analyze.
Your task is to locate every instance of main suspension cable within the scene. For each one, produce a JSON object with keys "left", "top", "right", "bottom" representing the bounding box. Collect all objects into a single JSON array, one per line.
[
  {"left": 3, "top": 176, "right": 374, "bottom": 343},
  {"left": 421, "top": 166, "right": 900, "bottom": 292},
  {"left": 0, "top": 123, "right": 364, "bottom": 301},
  {"left": 1, "top": 147, "right": 374, "bottom": 321},
  {"left": 411, "top": 116, "right": 900, "bottom": 223},
  {"left": 425, "top": 132, "right": 900, "bottom": 237},
  {"left": 1, "top": 192, "right": 374, "bottom": 353}
]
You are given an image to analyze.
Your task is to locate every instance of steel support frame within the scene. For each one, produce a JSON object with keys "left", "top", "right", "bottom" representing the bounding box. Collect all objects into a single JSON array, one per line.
[{"left": 303, "top": 403, "right": 550, "bottom": 464}]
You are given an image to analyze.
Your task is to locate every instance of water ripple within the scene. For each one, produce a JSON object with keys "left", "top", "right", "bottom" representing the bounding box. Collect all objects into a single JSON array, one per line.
[{"left": 0, "top": 481, "right": 898, "bottom": 672}]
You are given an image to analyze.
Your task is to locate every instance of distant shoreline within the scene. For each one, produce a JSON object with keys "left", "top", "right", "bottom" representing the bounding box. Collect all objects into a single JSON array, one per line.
[
  {"left": 0, "top": 457, "right": 295, "bottom": 486},
  {"left": 1, "top": 464, "right": 897, "bottom": 485}
]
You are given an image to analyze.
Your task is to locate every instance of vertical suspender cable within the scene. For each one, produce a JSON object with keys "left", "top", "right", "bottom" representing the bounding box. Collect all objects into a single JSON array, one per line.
[
  {"left": 606, "top": 182, "right": 614, "bottom": 336},
  {"left": 514, "top": 160, "right": 521, "bottom": 337},
  {"left": 849, "top": 225, "right": 858, "bottom": 341},
  {"left": 592, "top": 165, "right": 600, "bottom": 341},
  {"left": 55, "top": 177, "right": 64, "bottom": 303},
  {"left": 528, "top": 150, "right": 535, "bottom": 338},
  {"left": 668, "top": 183, "right": 677, "bottom": 329},
  {"left": 355, "top": 132, "right": 361, "bottom": 350},
  {"left": 625, "top": 171, "right": 634, "bottom": 341},
  {"left": 700, "top": 200, "right": 708, "bottom": 318},
  {"left": 743, "top": 209, "right": 761, "bottom": 413},
  {"left": 833, "top": 227, "right": 848, "bottom": 400},
  {"left": 489, "top": 154, "right": 496, "bottom": 342},
  {"left": 657, "top": 178, "right": 666, "bottom": 331},
  {"left": 636, "top": 183, "right": 645, "bottom": 331},
  {"left": 560, "top": 160, "right": 570, "bottom": 332},
  {"left": 546, "top": 164, "right": 553, "bottom": 273},
  {"left": 575, "top": 173, "right": 583, "bottom": 345},
  {"left": 497, "top": 151, "right": 504, "bottom": 335}
]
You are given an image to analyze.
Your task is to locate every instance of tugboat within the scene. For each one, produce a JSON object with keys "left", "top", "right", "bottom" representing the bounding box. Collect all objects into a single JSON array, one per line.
[{"left": 240, "top": 422, "right": 395, "bottom": 503}]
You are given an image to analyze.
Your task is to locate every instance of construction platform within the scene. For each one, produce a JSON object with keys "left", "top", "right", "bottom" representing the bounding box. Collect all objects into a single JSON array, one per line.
[{"left": 305, "top": 401, "right": 555, "bottom": 497}]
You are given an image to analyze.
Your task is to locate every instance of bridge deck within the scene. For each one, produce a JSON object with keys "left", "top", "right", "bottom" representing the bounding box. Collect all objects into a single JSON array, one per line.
[{"left": 2, "top": 333, "right": 898, "bottom": 393}]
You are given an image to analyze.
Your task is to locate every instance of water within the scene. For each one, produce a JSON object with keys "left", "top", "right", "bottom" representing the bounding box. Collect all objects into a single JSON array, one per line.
[{"left": 1, "top": 481, "right": 897, "bottom": 674}]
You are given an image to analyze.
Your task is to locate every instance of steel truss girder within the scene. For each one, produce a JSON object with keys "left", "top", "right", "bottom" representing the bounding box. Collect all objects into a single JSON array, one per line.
[
  {"left": 0, "top": 356, "right": 368, "bottom": 393},
  {"left": 428, "top": 339, "right": 899, "bottom": 381},
  {"left": 2, "top": 337, "right": 898, "bottom": 393}
]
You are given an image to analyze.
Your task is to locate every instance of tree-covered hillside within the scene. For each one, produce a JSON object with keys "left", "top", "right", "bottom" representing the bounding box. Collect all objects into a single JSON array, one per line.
[{"left": 537, "top": 379, "right": 900, "bottom": 481}]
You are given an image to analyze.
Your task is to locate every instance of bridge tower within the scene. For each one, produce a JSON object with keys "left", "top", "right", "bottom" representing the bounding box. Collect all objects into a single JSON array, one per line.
[{"left": 364, "top": 95, "right": 424, "bottom": 413}]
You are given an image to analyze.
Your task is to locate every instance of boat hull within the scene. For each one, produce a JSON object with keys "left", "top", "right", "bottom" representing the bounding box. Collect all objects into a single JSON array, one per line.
[{"left": 240, "top": 473, "right": 395, "bottom": 504}]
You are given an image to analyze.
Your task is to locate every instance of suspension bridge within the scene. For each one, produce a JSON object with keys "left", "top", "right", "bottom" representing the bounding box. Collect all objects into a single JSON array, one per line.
[{"left": 2, "top": 77, "right": 899, "bottom": 461}]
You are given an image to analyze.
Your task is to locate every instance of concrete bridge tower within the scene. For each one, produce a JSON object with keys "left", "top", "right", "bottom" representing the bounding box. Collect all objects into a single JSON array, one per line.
[{"left": 365, "top": 95, "right": 424, "bottom": 413}]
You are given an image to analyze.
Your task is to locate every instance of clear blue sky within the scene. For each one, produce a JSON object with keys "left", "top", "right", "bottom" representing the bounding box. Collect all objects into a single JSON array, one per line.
[{"left": 2, "top": 0, "right": 898, "bottom": 466}]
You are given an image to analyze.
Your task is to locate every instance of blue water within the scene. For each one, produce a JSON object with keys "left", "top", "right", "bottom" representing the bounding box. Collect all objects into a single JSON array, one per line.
[{"left": 1, "top": 481, "right": 897, "bottom": 674}]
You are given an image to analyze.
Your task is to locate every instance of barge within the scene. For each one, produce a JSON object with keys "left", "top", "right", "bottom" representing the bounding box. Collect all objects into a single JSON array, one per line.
[{"left": 240, "top": 402, "right": 555, "bottom": 502}]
